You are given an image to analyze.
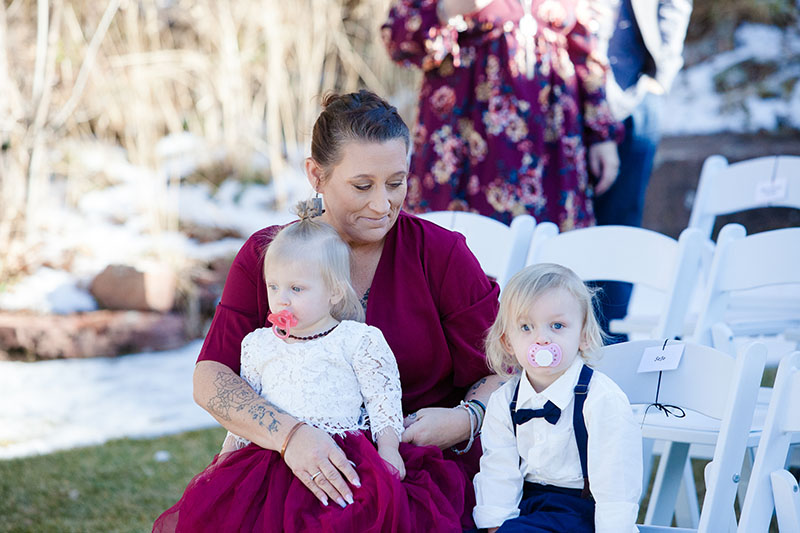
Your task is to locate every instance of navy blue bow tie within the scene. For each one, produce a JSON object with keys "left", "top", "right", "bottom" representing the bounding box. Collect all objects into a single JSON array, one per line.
[{"left": 513, "top": 400, "right": 562, "bottom": 426}]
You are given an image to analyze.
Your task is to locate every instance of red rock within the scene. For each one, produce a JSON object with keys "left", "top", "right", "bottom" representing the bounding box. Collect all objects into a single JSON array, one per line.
[
  {"left": 90, "top": 264, "right": 176, "bottom": 312},
  {"left": 0, "top": 310, "right": 187, "bottom": 360}
]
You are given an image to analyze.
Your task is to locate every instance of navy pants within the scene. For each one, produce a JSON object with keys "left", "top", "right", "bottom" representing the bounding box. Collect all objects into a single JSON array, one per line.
[
  {"left": 495, "top": 482, "right": 595, "bottom": 532},
  {"left": 593, "top": 92, "right": 663, "bottom": 343}
]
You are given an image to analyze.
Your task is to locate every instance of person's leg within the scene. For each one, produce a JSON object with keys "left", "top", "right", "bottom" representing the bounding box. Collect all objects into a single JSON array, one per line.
[{"left": 593, "top": 92, "right": 663, "bottom": 342}]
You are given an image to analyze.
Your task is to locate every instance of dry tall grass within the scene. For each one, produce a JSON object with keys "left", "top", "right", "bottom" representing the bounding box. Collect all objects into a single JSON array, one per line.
[{"left": 0, "top": 0, "right": 418, "bottom": 283}]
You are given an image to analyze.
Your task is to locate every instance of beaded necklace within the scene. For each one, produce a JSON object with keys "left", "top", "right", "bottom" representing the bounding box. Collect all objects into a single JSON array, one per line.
[{"left": 276, "top": 323, "right": 339, "bottom": 341}]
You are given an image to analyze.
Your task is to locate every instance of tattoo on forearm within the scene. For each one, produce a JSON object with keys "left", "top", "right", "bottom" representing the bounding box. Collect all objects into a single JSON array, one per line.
[
  {"left": 469, "top": 377, "right": 488, "bottom": 393},
  {"left": 207, "top": 372, "right": 284, "bottom": 433}
]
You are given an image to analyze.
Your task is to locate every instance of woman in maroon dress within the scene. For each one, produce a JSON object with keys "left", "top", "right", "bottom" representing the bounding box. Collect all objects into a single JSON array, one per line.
[
  {"left": 183, "top": 90, "right": 502, "bottom": 531},
  {"left": 383, "top": 0, "right": 622, "bottom": 229}
]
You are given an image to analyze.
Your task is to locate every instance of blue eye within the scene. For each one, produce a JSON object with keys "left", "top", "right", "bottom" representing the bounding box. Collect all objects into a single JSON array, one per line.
[
  {"left": 552, "top": 322, "right": 564, "bottom": 330},
  {"left": 521, "top": 324, "right": 531, "bottom": 332},
  {"left": 292, "top": 286, "right": 302, "bottom": 292},
  {"left": 267, "top": 284, "right": 277, "bottom": 291}
]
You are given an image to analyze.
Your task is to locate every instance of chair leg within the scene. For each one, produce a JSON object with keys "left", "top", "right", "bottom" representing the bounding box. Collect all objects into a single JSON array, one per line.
[
  {"left": 737, "top": 446, "right": 755, "bottom": 511},
  {"left": 674, "top": 459, "right": 700, "bottom": 528},
  {"left": 642, "top": 438, "right": 655, "bottom": 499},
  {"left": 645, "top": 441, "right": 691, "bottom": 525},
  {"left": 772, "top": 470, "right": 800, "bottom": 533}
]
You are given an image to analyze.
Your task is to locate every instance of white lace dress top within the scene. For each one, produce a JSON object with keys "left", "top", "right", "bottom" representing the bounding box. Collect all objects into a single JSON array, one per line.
[{"left": 225, "top": 320, "right": 404, "bottom": 449}]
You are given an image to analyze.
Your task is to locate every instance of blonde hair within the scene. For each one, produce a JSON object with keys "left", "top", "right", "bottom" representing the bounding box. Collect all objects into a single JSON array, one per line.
[
  {"left": 263, "top": 201, "right": 364, "bottom": 322},
  {"left": 485, "top": 263, "right": 605, "bottom": 377}
]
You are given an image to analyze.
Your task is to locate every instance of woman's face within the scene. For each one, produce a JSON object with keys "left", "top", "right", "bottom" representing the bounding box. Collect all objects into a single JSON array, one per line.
[{"left": 309, "top": 139, "right": 408, "bottom": 247}]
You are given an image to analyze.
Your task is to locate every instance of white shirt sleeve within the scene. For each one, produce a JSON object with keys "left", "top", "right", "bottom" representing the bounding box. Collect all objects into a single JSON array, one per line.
[
  {"left": 585, "top": 377, "right": 643, "bottom": 533},
  {"left": 473, "top": 381, "right": 524, "bottom": 529},
  {"left": 351, "top": 326, "right": 404, "bottom": 441}
]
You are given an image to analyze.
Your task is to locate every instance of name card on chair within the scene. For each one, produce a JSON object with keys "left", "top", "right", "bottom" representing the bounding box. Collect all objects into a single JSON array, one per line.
[
  {"left": 755, "top": 177, "right": 788, "bottom": 203},
  {"left": 638, "top": 344, "right": 685, "bottom": 373}
]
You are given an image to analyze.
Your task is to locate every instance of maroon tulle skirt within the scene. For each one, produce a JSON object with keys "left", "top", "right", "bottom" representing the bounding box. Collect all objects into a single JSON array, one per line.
[{"left": 153, "top": 431, "right": 467, "bottom": 532}]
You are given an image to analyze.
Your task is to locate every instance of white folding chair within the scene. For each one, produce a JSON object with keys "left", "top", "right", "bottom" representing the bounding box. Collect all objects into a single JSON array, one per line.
[
  {"left": 689, "top": 155, "right": 800, "bottom": 238},
  {"left": 692, "top": 224, "right": 800, "bottom": 353},
  {"left": 525, "top": 222, "right": 708, "bottom": 342},
  {"left": 645, "top": 224, "right": 800, "bottom": 527},
  {"left": 591, "top": 339, "right": 767, "bottom": 533},
  {"left": 688, "top": 155, "right": 800, "bottom": 341},
  {"left": 417, "top": 211, "right": 535, "bottom": 290},
  {"left": 739, "top": 351, "right": 800, "bottom": 533}
]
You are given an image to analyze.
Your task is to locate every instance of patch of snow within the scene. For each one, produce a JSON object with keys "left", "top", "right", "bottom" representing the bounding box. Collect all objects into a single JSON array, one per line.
[
  {"left": 0, "top": 268, "right": 97, "bottom": 314},
  {"left": 0, "top": 341, "right": 216, "bottom": 459},
  {"left": 664, "top": 23, "right": 800, "bottom": 135}
]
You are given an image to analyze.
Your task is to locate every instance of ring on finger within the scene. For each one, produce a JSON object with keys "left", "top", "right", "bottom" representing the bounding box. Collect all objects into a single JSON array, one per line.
[{"left": 311, "top": 470, "right": 323, "bottom": 482}]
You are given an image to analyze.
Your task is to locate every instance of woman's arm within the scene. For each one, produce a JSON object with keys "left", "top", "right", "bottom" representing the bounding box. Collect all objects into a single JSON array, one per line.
[
  {"left": 194, "top": 361, "right": 360, "bottom": 508},
  {"left": 193, "top": 360, "right": 291, "bottom": 449},
  {"left": 401, "top": 374, "right": 504, "bottom": 448}
]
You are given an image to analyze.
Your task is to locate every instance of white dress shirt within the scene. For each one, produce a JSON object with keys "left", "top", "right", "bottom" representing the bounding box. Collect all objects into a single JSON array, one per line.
[{"left": 473, "top": 359, "right": 642, "bottom": 532}]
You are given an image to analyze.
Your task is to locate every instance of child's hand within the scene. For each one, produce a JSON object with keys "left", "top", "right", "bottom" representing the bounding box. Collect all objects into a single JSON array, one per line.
[{"left": 378, "top": 446, "right": 406, "bottom": 480}]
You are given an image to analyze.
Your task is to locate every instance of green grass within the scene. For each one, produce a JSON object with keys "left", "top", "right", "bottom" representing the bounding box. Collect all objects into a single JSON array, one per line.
[{"left": 0, "top": 427, "right": 227, "bottom": 533}]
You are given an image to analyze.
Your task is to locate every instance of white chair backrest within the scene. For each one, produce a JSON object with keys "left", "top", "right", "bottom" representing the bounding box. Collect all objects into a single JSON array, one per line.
[
  {"left": 526, "top": 222, "right": 708, "bottom": 339},
  {"left": 418, "top": 211, "right": 535, "bottom": 289},
  {"left": 592, "top": 339, "right": 767, "bottom": 532},
  {"left": 691, "top": 224, "right": 800, "bottom": 347},
  {"left": 739, "top": 351, "right": 800, "bottom": 533},
  {"left": 689, "top": 155, "right": 800, "bottom": 238}
]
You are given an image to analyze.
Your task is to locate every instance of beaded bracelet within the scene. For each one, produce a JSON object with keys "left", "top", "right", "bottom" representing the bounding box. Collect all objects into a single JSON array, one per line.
[
  {"left": 467, "top": 399, "right": 486, "bottom": 432},
  {"left": 280, "top": 421, "right": 307, "bottom": 460},
  {"left": 451, "top": 402, "right": 477, "bottom": 455}
]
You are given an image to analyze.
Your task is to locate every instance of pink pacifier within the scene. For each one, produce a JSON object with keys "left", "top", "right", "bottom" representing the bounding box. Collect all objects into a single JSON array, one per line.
[
  {"left": 267, "top": 310, "right": 298, "bottom": 339},
  {"left": 527, "top": 343, "right": 563, "bottom": 368}
]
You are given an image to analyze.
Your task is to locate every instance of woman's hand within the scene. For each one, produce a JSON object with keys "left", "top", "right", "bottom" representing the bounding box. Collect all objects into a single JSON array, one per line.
[
  {"left": 282, "top": 424, "right": 361, "bottom": 508},
  {"left": 589, "top": 140, "right": 620, "bottom": 195},
  {"left": 401, "top": 407, "right": 471, "bottom": 449}
]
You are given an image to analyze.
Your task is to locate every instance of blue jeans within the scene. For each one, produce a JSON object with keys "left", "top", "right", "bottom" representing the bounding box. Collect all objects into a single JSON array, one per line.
[{"left": 593, "top": 92, "right": 663, "bottom": 342}]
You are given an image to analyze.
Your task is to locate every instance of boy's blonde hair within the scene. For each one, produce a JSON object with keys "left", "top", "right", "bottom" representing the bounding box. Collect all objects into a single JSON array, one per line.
[
  {"left": 485, "top": 263, "right": 604, "bottom": 377},
  {"left": 264, "top": 202, "right": 364, "bottom": 323}
]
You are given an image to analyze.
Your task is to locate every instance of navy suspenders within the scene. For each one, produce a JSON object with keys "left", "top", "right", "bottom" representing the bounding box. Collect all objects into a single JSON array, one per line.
[
  {"left": 509, "top": 365, "right": 595, "bottom": 499},
  {"left": 573, "top": 365, "right": 593, "bottom": 498}
]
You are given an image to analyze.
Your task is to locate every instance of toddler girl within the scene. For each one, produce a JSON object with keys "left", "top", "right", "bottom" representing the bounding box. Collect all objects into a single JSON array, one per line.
[
  {"left": 154, "top": 205, "right": 464, "bottom": 532},
  {"left": 473, "top": 263, "right": 642, "bottom": 532}
]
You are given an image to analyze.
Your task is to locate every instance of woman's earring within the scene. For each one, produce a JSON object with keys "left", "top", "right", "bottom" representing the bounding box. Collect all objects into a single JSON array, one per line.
[{"left": 311, "top": 191, "right": 323, "bottom": 217}]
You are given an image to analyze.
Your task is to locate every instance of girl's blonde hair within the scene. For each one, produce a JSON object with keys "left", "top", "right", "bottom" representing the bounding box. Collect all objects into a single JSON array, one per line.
[
  {"left": 485, "top": 263, "right": 605, "bottom": 377},
  {"left": 263, "top": 201, "right": 364, "bottom": 322}
]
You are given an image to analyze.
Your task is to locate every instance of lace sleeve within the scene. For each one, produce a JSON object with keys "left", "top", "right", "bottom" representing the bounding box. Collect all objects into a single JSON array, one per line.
[
  {"left": 222, "top": 330, "right": 267, "bottom": 450},
  {"left": 240, "top": 330, "right": 264, "bottom": 396},
  {"left": 352, "top": 326, "right": 405, "bottom": 441}
]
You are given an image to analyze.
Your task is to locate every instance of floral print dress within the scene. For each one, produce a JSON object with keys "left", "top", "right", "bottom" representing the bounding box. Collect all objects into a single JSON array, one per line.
[{"left": 383, "top": 0, "right": 622, "bottom": 229}]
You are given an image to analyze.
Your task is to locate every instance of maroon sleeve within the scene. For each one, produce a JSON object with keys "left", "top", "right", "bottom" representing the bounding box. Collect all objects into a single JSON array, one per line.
[
  {"left": 196, "top": 228, "right": 276, "bottom": 374},
  {"left": 382, "top": 0, "right": 458, "bottom": 71},
  {"left": 434, "top": 233, "right": 500, "bottom": 388}
]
